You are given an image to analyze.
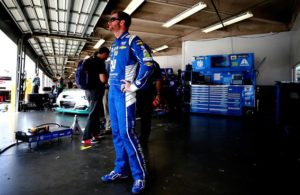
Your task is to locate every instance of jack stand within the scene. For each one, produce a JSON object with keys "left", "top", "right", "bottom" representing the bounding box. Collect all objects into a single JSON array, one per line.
[{"left": 71, "top": 115, "right": 82, "bottom": 135}]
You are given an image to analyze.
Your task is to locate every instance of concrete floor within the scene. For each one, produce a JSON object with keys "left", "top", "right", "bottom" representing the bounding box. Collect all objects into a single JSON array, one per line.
[{"left": 0, "top": 111, "right": 299, "bottom": 195}]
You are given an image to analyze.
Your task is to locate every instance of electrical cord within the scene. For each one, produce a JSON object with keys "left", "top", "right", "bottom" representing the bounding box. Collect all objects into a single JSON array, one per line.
[
  {"left": 34, "top": 123, "right": 69, "bottom": 128},
  {"left": 0, "top": 142, "right": 22, "bottom": 155}
]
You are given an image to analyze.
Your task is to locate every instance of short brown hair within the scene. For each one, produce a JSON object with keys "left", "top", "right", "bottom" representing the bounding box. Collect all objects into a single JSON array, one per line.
[{"left": 111, "top": 10, "right": 131, "bottom": 29}]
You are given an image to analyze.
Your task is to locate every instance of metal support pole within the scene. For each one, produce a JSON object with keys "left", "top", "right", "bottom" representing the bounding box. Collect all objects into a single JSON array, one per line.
[{"left": 15, "top": 36, "right": 26, "bottom": 112}]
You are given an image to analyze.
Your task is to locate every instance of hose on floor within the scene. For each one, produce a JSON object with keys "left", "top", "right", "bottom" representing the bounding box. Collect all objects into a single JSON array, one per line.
[{"left": 0, "top": 142, "right": 23, "bottom": 155}]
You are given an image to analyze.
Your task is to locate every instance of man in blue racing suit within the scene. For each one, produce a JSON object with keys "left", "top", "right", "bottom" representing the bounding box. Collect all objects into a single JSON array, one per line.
[{"left": 100, "top": 11, "right": 155, "bottom": 194}]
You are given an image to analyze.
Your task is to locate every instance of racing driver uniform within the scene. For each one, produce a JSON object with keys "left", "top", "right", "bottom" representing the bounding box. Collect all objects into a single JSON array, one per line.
[{"left": 108, "top": 31, "right": 154, "bottom": 181}]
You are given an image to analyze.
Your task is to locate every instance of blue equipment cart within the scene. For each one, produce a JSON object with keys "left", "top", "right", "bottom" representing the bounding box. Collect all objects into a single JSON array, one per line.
[{"left": 15, "top": 123, "right": 73, "bottom": 150}]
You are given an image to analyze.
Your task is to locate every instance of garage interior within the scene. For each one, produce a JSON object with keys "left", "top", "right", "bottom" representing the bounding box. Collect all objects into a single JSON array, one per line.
[{"left": 1, "top": 0, "right": 300, "bottom": 194}]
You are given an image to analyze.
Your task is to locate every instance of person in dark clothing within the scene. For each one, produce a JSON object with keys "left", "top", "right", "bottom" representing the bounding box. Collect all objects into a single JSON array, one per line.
[
  {"left": 82, "top": 47, "right": 109, "bottom": 146},
  {"left": 67, "top": 79, "right": 73, "bottom": 88},
  {"left": 32, "top": 73, "right": 40, "bottom": 93},
  {"left": 136, "top": 60, "right": 162, "bottom": 148},
  {"left": 55, "top": 73, "right": 64, "bottom": 97},
  {"left": 102, "top": 61, "right": 111, "bottom": 134}
]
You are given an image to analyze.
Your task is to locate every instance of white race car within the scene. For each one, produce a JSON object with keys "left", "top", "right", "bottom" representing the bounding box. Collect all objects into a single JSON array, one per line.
[{"left": 55, "top": 89, "right": 89, "bottom": 114}]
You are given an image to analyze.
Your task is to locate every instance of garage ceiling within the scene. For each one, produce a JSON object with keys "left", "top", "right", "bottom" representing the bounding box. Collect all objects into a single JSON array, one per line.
[{"left": 0, "top": 0, "right": 299, "bottom": 79}]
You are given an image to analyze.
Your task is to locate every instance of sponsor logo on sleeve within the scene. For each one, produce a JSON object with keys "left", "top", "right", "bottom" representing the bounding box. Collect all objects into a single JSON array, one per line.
[
  {"left": 136, "top": 40, "right": 143, "bottom": 45},
  {"left": 144, "top": 62, "right": 153, "bottom": 66}
]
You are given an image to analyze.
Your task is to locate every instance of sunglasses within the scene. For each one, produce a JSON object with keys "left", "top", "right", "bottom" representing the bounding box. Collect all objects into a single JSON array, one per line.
[{"left": 109, "top": 17, "right": 120, "bottom": 22}]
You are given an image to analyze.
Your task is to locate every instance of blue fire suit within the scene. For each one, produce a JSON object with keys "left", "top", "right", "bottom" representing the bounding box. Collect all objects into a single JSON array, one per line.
[{"left": 108, "top": 31, "right": 154, "bottom": 180}]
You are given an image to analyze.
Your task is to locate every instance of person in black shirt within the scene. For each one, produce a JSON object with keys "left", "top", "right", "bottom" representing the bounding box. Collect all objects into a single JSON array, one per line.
[
  {"left": 82, "top": 47, "right": 109, "bottom": 146},
  {"left": 136, "top": 60, "right": 162, "bottom": 148}
]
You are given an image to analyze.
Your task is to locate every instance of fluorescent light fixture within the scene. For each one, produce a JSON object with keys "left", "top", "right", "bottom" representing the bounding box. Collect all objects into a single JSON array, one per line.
[
  {"left": 202, "top": 11, "right": 253, "bottom": 33},
  {"left": 162, "top": 2, "right": 207, "bottom": 28},
  {"left": 93, "top": 39, "right": 105, "bottom": 49},
  {"left": 124, "top": 0, "right": 145, "bottom": 15},
  {"left": 152, "top": 45, "right": 168, "bottom": 53}
]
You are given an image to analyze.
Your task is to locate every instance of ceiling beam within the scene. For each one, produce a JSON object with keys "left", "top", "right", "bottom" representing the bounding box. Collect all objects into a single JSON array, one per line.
[
  {"left": 21, "top": 5, "right": 98, "bottom": 17},
  {"left": 34, "top": 37, "right": 51, "bottom": 66},
  {"left": 56, "top": 0, "right": 59, "bottom": 37},
  {"left": 73, "top": 0, "right": 84, "bottom": 35},
  {"left": 50, "top": 38, "right": 56, "bottom": 57},
  {"left": 81, "top": 0, "right": 99, "bottom": 37},
  {"left": 63, "top": 40, "right": 67, "bottom": 70},
  {"left": 28, "top": 0, "right": 43, "bottom": 30},
  {"left": 14, "top": 0, "right": 33, "bottom": 33},
  {"left": 31, "top": 32, "right": 88, "bottom": 42},
  {"left": 36, "top": 49, "right": 50, "bottom": 68},
  {"left": 65, "top": 0, "right": 72, "bottom": 36},
  {"left": 73, "top": 42, "right": 82, "bottom": 58},
  {"left": 40, "top": 0, "right": 50, "bottom": 33},
  {"left": 42, "top": 55, "right": 70, "bottom": 58},
  {"left": 250, "top": 17, "right": 286, "bottom": 25}
]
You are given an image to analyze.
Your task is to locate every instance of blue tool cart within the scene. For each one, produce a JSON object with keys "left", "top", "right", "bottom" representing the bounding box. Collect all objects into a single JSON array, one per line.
[
  {"left": 15, "top": 123, "right": 73, "bottom": 150},
  {"left": 190, "top": 53, "right": 256, "bottom": 116}
]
